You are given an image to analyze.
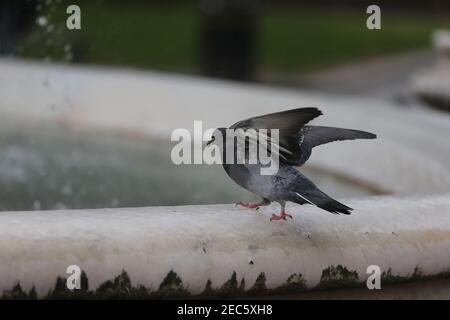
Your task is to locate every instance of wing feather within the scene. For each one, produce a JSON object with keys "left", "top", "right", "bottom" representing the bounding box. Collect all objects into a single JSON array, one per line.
[
  {"left": 230, "top": 107, "right": 322, "bottom": 164},
  {"left": 229, "top": 108, "right": 376, "bottom": 166},
  {"left": 296, "top": 126, "right": 377, "bottom": 166}
]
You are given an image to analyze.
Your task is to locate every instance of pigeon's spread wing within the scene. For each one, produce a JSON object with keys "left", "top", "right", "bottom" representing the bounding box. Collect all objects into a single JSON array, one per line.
[
  {"left": 230, "top": 108, "right": 323, "bottom": 164},
  {"left": 295, "top": 126, "right": 377, "bottom": 166}
]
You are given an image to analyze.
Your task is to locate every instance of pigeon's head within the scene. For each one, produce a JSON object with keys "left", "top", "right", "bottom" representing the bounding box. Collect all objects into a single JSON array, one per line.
[{"left": 206, "top": 127, "right": 228, "bottom": 147}]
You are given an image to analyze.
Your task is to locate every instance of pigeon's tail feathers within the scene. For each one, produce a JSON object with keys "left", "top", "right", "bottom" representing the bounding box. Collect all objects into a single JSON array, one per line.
[
  {"left": 294, "top": 191, "right": 353, "bottom": 215},
  {"left": 316, "top": 197, "right": 353, "bottom": 215}
]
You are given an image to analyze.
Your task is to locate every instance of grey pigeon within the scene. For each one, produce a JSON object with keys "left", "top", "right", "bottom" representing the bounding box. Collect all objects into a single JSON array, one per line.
[{"left": 207, "top": 107, "right": 376, "bottom": 221}]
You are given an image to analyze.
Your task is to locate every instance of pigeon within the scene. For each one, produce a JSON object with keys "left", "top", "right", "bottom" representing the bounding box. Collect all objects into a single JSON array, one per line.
[{"left": 206, "top": 107, "right": 376, "bottom": 221}]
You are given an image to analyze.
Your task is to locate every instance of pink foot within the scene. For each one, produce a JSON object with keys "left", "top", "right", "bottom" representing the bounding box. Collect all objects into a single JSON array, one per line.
[
  {"left": 236, "top": 202, "right": 261, "bottom": 210},
  {"left": 270, "top": 209, "right": 293, "bottom": 221}
]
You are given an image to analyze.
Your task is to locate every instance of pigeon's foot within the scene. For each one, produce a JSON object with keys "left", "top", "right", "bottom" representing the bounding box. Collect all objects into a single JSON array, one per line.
[
  {"left": 236, "top": 202, "right": 262, "bottom": 210},
  {"left": 270, "top": 209, "right": 293, "bottom": 221}
]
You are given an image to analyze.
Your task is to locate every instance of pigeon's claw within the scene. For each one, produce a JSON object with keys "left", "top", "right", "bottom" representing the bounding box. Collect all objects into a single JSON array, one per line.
[{"left": 270, "top": 210, "right": 293, "bottom": 221}]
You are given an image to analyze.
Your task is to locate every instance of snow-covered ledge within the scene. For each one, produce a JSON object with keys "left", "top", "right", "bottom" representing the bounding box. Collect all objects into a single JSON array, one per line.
[{"left": 0, "top": 193, "right": 450, "bottom": 298}]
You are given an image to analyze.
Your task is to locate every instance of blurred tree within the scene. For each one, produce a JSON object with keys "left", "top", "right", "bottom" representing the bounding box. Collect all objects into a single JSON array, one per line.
[
  {"left": 200, "top": 0, "right": 259, "bottom": 81},
  {"left": 0, "top": 0, "right": 37, "bottom": 54}
]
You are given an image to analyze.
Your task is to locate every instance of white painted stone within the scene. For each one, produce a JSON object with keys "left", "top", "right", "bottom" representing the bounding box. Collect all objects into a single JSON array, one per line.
[
  {"left": 0, "top": 194, "right": 449, "bottom": 297},
  {"left": 1, "top": 59, "right": 450, "bottom": 297}
]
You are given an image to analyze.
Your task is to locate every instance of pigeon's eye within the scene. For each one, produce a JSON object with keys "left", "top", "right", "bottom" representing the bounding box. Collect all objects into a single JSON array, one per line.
[{"left": 207, "top": 136, "right": 215, "bottom": 146}]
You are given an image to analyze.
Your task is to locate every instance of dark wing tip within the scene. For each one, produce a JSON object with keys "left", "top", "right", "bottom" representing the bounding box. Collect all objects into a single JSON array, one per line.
[
  {"left": 349, "top": 129, "right": 377, "bottom": 140},
  {"left": 230, "top": 107, "right": 323, "bottom": 129},
  {"left": 295, "top": 107, "right": 322, "bottom": 117},
  {"left": 276, "top": 107, "right": 323, "bottom": 123},
  {"left": 261, "top": 107, "right": 322, "bottom": 118},
  {"left": 305, "top": 107, "right": 323, "bottom": 122},
  {"left": 363, "top": 132, "right": 377, "bottom": 140}
]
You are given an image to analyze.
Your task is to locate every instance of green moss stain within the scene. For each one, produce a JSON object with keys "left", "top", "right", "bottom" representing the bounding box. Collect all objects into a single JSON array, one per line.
[
  {"left": 1, "top": 283, "right": 37, "bottom": 300},
  {"left": 1, "top": 270, "right": 190, "bottom": 300},
  {"left": 219, "top": 271, "right": 239, "bottom": 294},
  {"left": 239, "top": 278, "right": 246, "bottom": 292},
  {"left": 316, "top": 265, "right": 359, "bottom": 289},
  {"left": 3, "top": 265, "right": 448, "bottom": 299},
  {"left": 276, "top": 273, "right": 308, "bottom": 293},
  {"left": 247, "top": 272, "right": 267, "bottom": 294},
  {"left": 382, "top": 266, "right": 450, "bottom": 284},
  {"left": 46, "top": 271, "right": 91, "bottom": 299},
  {"left": 381, "top": 268, "right": 416, "bottom": 284},
  {"left": 214, "top": 271, "right": 246, "bottom": 297},
  {"left": 201, "top": 279, "right": 214, "bottom": 296},
  {"left": 0, "top": 270, "right": 308, "bottom": 299},
  {"left": 95, "top": 270, "right": 152, "bottom": 299},
  {"left": 157, "top": 270, "right": 189, "bottom": 298}
]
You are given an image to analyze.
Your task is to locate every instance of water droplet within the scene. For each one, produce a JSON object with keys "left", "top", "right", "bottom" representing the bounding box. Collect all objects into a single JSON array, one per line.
[{"left": 36, "top": 16, "right": 48, "bottom": 27}]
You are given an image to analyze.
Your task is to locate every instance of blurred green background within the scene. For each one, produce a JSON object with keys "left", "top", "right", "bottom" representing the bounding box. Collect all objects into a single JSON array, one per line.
[{"left": 9, "top": 0, "right": 450, "bottom": 77}]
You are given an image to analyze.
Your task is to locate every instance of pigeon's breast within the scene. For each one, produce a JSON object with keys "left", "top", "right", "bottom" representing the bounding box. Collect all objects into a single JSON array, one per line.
[{"left": 224, "top": 163, "right": 276, "bottom": 199}]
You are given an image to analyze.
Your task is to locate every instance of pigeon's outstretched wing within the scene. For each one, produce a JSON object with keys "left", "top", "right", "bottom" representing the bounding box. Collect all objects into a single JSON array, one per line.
[
  {"left": 295, "top": 126, "right": 377, "bottom": 166},
  {"left": 230, "top": 107, "right": 323, "bottom": 164},
  {"left": 229, "top": 107, "right": 376, "bottom": 166}
]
